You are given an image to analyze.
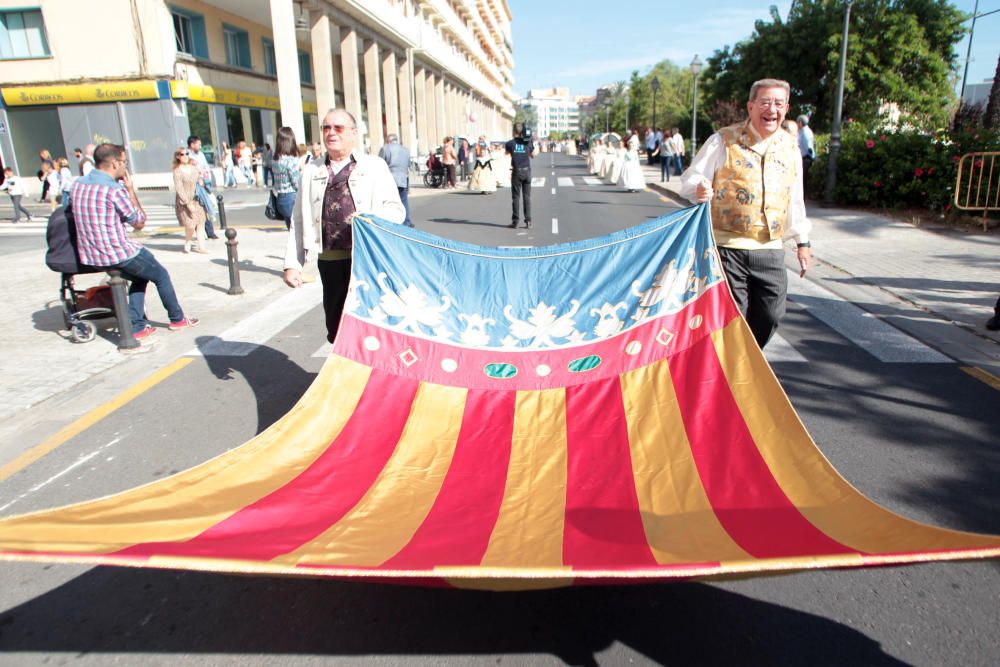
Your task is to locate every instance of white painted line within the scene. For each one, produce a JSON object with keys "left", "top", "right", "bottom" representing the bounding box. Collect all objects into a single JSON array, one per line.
[
  {"left": 552, "top": 218, "right": 559, "bottom": 234},
  {"left": 787, "top": 271, "right": 951, "bottom": 363},
  {"left": 0, "top": 437, "right": 121, "bottom": 513},
  {"left": 557, "top": 177, "right": 574, "bottom": 187},
  {"left": 551, "top": 187, "right": 556, "bottom": 195},
  {"left": 531, "top": 177, "right": 545, "bottom": 187},
  {"left": 187, "top": 281, "right": 322, "bottom": 357},
  {"left": 312, "top": 342, "right": 333, "bottom": 358},
  {"left": 583, "top": 177, "right": 603, "bottom": 186},
  {"left": 551, "top": 171, "right": 555, "bottom": 175},
  {"left": 764, "top": 334, "right": 808, "bottom": 363}
]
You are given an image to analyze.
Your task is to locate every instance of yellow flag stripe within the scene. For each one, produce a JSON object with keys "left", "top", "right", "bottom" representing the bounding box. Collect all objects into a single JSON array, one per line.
[
  {"left": 620, "top": 362, "right": 752, "bottom": 564},
  {"left": 480, "top": 389, "right": 570, "bottom": 568},
  {"left": 712, "top": 322, "right": 1000, "bottom": 552},
  {"left": 279, "top": 382, "right": 468, "bottom": 566},
  {"left": 0, "top": 357, "right": 372, "bottom": 553}
]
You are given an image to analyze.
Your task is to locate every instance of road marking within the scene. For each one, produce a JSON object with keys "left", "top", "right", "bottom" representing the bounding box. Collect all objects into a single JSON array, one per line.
[
  {"left": 551, "top": 187, "right": 556, "bottom": 195},
  {"left": 961, "top": 366, "right": 1000, "bottom": 392},
  {"left": 557, "top": 177, "right": 574, "bottom": 187},
  {"left": 187, "top": 281, "right": 322, "bottom": 357},
  {"left": 583, "top": 177, "right": 603, "bottom": 186},
  {"left": 531, "top": 177, "right": 545, "bottom": 187},
  {"left": 552, "top": 217, "right": 559, "bottom": 234},
  {"left": 763, "top": 334, "right": 808, "bottom": 363},
  {"left": 787, "top": 272, "right": 951, "bottom": 363},
  {"left": 0, "top": 437, "right": 121, "bottom": 513},
  {"left": 0, "top": 358, "right": 193, "bottom": 483},
  {"left": 312, "top": 342, "right": 333, "bottom": 358},
  {"left": 551, "top": 171, "right": 555, "bottom": 176}
]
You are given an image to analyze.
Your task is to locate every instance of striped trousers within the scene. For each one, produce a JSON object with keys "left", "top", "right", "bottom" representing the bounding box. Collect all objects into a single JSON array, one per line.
[{"left": 717, "top": 247, "right": 787, "bottom": 349}]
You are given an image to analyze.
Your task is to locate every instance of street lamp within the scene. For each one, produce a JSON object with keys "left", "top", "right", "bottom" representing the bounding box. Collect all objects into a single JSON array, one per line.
[
  {"left": 824, "top": 0, "right": 854, "bottom": 207},
  {"left": 650, "top": 76, "right": 660, "bottom": 133},
  {"left": 605, "top": 103, "right": 610, "bottom": 133},
  {"left": 624, "top": 92, "right": 630, "bottom": 135},
  {"left": 689, "top": 55, "right": 703, "bottom": 160}
]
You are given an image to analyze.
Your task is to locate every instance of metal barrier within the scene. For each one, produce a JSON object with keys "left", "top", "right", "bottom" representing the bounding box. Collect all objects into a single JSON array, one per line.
[{"left": 954, "top": 151, "right": 1000, "bottom": 231}]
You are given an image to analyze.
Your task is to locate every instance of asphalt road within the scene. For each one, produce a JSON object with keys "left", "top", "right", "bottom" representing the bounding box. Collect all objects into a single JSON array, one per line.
[{"left": 0, "top": 153, "right": 998, "bottom": 666}]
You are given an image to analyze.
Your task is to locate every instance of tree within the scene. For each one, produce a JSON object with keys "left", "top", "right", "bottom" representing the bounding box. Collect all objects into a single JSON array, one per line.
[
  {"left": 701, "top": 0, "right": 966, "bottom": 132},
  {"left": 514, "top": 105, "right": 537, "bottom": 131},
  {"left": 985, "top": 51, "right": 1000, "bottom": 130}
]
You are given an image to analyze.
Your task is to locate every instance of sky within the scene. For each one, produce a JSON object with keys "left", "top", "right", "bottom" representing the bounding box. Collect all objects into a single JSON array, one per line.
[{"left": 507, "top": 0, "right": 1000, "bottom": 100}]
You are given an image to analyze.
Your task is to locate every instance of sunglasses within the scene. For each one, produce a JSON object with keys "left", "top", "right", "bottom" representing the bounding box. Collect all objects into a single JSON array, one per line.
[{"left": 321, "top": 124, "right": 355, "bottom": 134}]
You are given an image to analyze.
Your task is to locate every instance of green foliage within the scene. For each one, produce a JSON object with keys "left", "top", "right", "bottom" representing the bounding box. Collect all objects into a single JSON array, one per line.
[
  {"left": 702, "top": 0, "right": 966, "bottom": 132},
  {"left": 514, "top": 105, "right": 538, "bottom": 130},
  {"left": 807, "top": 121, "right": 1000, "bottom": 211}
]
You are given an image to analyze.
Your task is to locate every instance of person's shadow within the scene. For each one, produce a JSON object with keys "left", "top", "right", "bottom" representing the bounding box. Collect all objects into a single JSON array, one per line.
[{"left": 193, "top": 335, "right": 315, "bottom": 434}]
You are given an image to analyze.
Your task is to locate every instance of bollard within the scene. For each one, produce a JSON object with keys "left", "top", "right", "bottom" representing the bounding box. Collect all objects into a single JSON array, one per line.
[
  {"left": 225, "top": 227, "right": 244, "bottom": 295},
  {"left": 216, "top": 193, "right": 227, "bottom": 230},
  {"left": 108, "top": 270, "right": 139, "bottom": 349}
]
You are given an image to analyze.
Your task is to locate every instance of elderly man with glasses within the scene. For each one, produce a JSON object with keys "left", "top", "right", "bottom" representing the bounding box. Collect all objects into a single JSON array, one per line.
[
  {"left": 679, "top": 78, "right": 812, "bottom": 349},
  {"left": 283, "top": 108, "right": 405, "bottom": 343}
]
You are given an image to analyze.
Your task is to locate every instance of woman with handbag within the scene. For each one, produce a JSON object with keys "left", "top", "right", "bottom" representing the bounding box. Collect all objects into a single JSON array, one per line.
[
  {"left": 172, "top": 148, "right": 208, "bottom": 253},
  {"left": 270, "top": 127, "right": 301, "bottom": 231}
]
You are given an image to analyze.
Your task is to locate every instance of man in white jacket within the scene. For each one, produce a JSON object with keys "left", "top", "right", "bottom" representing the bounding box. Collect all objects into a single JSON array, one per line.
[{"left": 283, "top": 108, "right": 405, "bottom": 343}]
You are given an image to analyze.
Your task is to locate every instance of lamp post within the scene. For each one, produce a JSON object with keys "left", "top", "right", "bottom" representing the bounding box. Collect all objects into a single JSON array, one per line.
[
  {"left": 624, "top": 92, "right": 630, "bottom": 135},
  {"left": 824, "top": 0, "right": 854, "bottom": 207},
  {"left": 689, "top": 55, "right": 703, "bottom": 160},
  {"left": 605, "top": 103, "right": 610, "bottom": 133},
  {"left": 651, "top": 76, "right": 660, "bottom": 133}
]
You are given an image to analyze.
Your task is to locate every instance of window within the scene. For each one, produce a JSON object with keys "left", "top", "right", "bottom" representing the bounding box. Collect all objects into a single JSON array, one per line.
[
  {"left": 0, "top": 9, "right": 50, "bottom": 59},
  {"left": 223, "top": 24, "right": 251, "bottom": 69},
  {"left": 298, "top": 50, "right": 312, "bottom": 85},
  {"left": 262, "top": 38, "right": 276, "bottom": 76},
  {"left": 170, "top": 6, "right": 207, "bottom": 58}
]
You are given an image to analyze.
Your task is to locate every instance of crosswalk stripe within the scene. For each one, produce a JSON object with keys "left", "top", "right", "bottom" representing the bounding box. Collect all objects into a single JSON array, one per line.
[
  {"left": 531, "top": 177, "right": 546, "bottom": 187},
  {"left": 583, "top": 177, "right": 603, "bottom": 186},
  {"left": 764, "top": 334, "right": 808, "bottom": 363},
  {"left": 312, "top": 342, "right": 333, "bottom": 358},
  {"left": 557, "top": 177, "right": 574, "bottom": 187},
  {"left": 786, "top": 271, "right": 951, "bottom": 363}
]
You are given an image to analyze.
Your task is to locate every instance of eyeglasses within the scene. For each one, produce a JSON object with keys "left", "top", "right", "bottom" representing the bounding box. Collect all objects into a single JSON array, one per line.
[
  {"left": 321, "top": 124, "right": 355, "bottom": 134},
  {"left": 755, "top": 98, "right": 788, "bottom": 110}
]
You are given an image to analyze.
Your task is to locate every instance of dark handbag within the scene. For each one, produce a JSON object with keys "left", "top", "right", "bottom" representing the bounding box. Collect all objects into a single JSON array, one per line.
[{"left": 264, "top": 190, "right": 278, "bottom": 220}]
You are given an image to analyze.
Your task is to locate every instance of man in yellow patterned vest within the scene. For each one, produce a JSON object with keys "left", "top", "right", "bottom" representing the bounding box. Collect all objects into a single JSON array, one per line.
[{"left": 679, "top": 78, "right": 812, "bottom": 348}]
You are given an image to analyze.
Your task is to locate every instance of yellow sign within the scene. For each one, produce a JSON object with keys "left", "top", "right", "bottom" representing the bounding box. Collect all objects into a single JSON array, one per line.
[
  {"left": 1, "top": 81, "right": 161, "bottom": 106},
  {"left": 171, "top": 81, "right": 317, "bottom": 115}
]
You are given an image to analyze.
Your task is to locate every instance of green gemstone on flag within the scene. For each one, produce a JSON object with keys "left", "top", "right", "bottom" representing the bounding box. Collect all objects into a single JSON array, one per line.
[
  {"left": 568, "top": 355, "right": 602, "bottom": 372},
  {"left": 484, "top": 363, "right": 518, "bottom": 378}
]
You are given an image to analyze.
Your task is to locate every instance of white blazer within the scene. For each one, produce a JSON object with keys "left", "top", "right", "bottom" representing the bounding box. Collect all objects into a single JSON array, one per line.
[{"left": 284, "top": 151, "right": 406, "bottom": 271}]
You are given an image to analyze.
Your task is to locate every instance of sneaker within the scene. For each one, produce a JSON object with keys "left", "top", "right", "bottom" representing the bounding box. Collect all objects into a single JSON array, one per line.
[
  {"left": 168, "top": 317, "right": 200, "bottom": 332},
  {"left": 132, "top": 324, "right": 156, "bottom": 340},
  {"left": 987, "top": 314, "right": 1000, "bottom": 331}
]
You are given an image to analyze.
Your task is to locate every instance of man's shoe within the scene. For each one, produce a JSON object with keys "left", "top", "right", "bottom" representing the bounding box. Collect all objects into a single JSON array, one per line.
[
  {"left": 207, "top": 234, "right": 220, "bottom": 240},
  {"left": 524, "top": 220, "right": 532, "bottom": 229},
  {"left": 168, "top": 317, "right": 200, "bottom": 331},
  {"left": 509, "top": 221, "right": 518, "bottom": 228},
  {"left": 132, "top": 324, "right": 156, "bottom": 340},
  {"left": 987, "top": 314, "right": 1000, "bottom": 331}
]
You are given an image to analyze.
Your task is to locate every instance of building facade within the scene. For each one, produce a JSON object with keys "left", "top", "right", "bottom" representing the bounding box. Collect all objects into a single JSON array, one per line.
[
  {"left": 517, "top": 87, "right": 578, "bottom": 138},
  {"left": 0, "top": 0, "right": 515, "bottom": 188}
]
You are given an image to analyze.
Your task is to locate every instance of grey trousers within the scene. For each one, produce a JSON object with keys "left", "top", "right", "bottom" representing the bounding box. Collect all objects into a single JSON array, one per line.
[{"left": 717, "top": 247, "right": 787, "bottom": 348}]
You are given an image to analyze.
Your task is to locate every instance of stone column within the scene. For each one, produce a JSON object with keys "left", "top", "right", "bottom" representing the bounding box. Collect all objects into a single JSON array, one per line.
[
  {"left": 268, "top": 0, "right": 304, "bottom": 144},
  {"left": 398, "top": 52, "right": 416, "bottom": 151},
  {"left": 363, "top": 38, "right": 384, "bottom": 154},
  {"left": 425, "top": 70, "right": 438, "bottom": 148},
  {"left": 435, "top": 74, "right": 445, "bottom": 142},
  {"left": 239, "top": 108, "right": 253, "bottom": 143},
  {"left": 309, "top": 10, "right": 336, "bottom": 118},
  {"left": 381, "top": 49, "right": 400, "bottom": 140},
  {"left": 339, "top": 24, "right": 363, "bottom": 125},
  {"left": 413, "top": 65, "right": 428, "bottom": 154}
]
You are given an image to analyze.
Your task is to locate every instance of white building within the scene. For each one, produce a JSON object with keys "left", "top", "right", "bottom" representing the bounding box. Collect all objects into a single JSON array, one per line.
[
  {"left": 517, "top": 87, "right": 579, "bottom": 138},
  {"left": 0, "top": 0, "right": 516, "bottom": 189},
  {"left": 963, "top": 78, "right": 994, "bottom": 109}
]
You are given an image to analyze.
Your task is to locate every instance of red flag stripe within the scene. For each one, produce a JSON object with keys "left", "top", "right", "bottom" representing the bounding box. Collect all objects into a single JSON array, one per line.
[
  {"left": 669, "top": 335, "right": 856, "bottom": 558},
  {"left": 382, "top": 389, "right": 516, "bottom": 568},
  {"left": 116, "top": 371, "right": 418, "bottom": 561},
  {"left": 563, "top": 378, "right": 659, "bottom": 568}
]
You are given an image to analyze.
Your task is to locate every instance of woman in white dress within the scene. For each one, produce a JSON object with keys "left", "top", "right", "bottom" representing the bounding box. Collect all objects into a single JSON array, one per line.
[
  {"left": 606, "top": 139, "right": 625, "bottom": 185},
  {"left": 620, "top": 130, "right": 645, "bottom": 192},
  {"left": 588, "top": 138, "right": 603, "bottom": 174},
  {"left": 492, "top": 145, "right": 511, "bottom": 188},
  {"left": 597, "top": 138, "right": 612, "bottom": 179},
  {"left": 469, "top": 136, "right": 497, "bottom": 193}
]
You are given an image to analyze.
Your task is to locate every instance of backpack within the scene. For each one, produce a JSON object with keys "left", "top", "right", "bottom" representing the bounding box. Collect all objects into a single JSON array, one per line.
[{"left": 45, "top": 203, "right": 84, "bottom": 274}]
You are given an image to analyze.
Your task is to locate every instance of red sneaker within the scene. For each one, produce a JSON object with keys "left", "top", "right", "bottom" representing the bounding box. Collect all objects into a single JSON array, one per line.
[
  {"left": 168, "top": 317, "right": 200, "bottom": 332},
  {"left": 132, "top": 325, "right": 156, "bottom": 340}
]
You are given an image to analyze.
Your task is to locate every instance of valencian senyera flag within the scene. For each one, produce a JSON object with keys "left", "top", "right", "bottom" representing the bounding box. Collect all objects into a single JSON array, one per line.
[{"left": 1, "top": 204, "right": 999, "bottom": 591}]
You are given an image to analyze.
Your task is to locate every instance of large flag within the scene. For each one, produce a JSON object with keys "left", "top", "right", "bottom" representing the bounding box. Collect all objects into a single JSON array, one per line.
[{"left": 1, "top": 205, "right": 998, "bottom": 590}]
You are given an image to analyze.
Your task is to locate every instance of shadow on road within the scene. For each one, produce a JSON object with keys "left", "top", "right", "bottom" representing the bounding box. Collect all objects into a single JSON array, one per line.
[{"left": 0, "top": 569, "right": 905, "bottom": 666}]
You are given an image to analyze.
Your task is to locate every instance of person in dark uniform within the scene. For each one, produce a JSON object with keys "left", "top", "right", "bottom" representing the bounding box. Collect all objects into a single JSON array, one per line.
[{"left": 505, "top": 123, "right": 536, "bottom": 229}]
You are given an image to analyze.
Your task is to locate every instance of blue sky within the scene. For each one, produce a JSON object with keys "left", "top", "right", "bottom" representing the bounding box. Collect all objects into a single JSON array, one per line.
[{"left": 507, "top": 0, "right": 999, "bottom": 99}]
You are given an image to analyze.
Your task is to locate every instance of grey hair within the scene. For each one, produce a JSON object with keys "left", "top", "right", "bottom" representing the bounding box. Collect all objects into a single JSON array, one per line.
[
  {"left": 387, "top": 134, "right": 399, "bottom": 143},
  {"left": 323, "top": 108, "right": 357, "bottom": 128},
  {"left": 748, "top": 79, "right": 790, "bottom": 102},
  {"left": 796, "top": 114, "right": 809, "bottom": 126}
]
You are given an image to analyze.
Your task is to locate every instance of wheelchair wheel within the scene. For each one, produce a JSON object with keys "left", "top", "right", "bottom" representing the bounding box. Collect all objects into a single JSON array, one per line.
[
  {"left": 423, "top": 171, "right": 439, "bottom": 188},
  {"left": 71, "top": 320, "right": 96, "bottom": 344}
]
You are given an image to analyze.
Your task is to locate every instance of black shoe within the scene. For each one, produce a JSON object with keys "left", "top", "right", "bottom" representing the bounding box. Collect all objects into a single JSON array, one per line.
[
  {"left": 509, "top": 221, "right": 518, "bottom": 228},
  {"left": 208, "top": 234, "right": 220, "bottom": 239},
  {"left": 987, "top": 314, "right": 1000, "bottom": 331},
  {"left": 524, "top": 221, "right": 532, "bottom": 229}
]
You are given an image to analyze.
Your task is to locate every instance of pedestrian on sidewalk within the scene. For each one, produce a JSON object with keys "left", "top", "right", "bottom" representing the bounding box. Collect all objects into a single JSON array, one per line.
[
  {"left": 43, "top": 162, "right": 60, "bottom": 212},
  {"left": 172, "top": 148, "right": 207, "bottom": 253},
  {"left": 57, "top": 157, "right": 73, "bottom": 204},
  {"left": 187, "top": 135, "right": 219, "bottom": 239},
  {"left": 656, "top": 131, "right": 675, "bottom": 182},
  {"left": 442, "top": 136, "right": 458, "bottom": 188},
  {"left": 261, "top": 143, "right": 274, "bottom": 188},
  {"left": 506, "top": 122, "right": 536, "bottom": 229},
  {"left": 37, "top": 149, "right": 55, "bottom": 202},
  {"left": 283, "top": 108, "right": 405, "bottom": 343},
  {"left": 798, "top": 115, "right": 815, "bottom": 181},
  {"left": 670, "top": 128, "right": 685, "bottom": 175},
  {"left": 270, "top": 126, "right": 301, "bottom": 231},
  {"left": 77, "top": 144, "right": 95, "bottom": 177},
  {"left": 679, "top": 78, "right": 812, "bottom": 349},
  {"left": 0, "top": 168, "right": 34, "bottom": 222},
  {"left": 379, "top": 133, "right": 413, "bottom": 227},
  {"left": 71, "top": 143, "right": 199, "bottom": 340},
  {"left": 221, "top": 143, "right": 237, "bottom": 188}
]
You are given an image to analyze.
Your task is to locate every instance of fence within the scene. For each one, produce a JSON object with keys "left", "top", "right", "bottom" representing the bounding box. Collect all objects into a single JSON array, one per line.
[{"left": 954, "top": 151, "right": 1000, "bottom": 231}]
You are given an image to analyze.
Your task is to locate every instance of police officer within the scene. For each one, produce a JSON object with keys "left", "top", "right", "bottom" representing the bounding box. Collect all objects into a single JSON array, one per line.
[{"left": 506, "top": 122, "right": 536, "bottom": 229}]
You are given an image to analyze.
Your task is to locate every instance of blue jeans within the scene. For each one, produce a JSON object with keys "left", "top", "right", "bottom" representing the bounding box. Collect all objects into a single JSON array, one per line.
[
  {"left": 660, "top": 154, "right": 672, "bottom": 181},
  {"left": 276, "top": 191, "right": 296, "bottom": 230},
  {"left": 196, "top": 182, "right": 217, "bottom": 236},
  {"left": 115, "top": 248, "right": 184, "bottom": 330},
  {"left": 224, "top": 165, "right": 237, "bottom": 188},
  {"left": 398, "top": 186, "right": 412, "bottom": 227},
  {"left": 673, "top": 154, "right": 684, "bottom": 176}
]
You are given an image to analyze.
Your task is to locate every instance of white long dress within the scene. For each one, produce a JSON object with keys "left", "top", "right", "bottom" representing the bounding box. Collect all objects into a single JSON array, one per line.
[
  {"left": 620, "top": 146, "right": 645, "bottom": 192},
  {"left": 469, "top": 154, "right": 497, "bottom": 193},
  {"left": 607, "top": 147, "right": 625, "bottom": 184}
]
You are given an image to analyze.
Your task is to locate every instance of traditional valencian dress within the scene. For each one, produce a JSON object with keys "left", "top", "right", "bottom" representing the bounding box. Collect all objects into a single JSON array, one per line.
[
  {"left": 620, "top": 141, "right": 645, "bottom": 192},
  {"left": 469, "top": 143, "right": 497, "bottom": 193}
]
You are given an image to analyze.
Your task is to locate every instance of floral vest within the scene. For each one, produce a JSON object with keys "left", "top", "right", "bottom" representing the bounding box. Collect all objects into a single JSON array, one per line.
[
  {"left": 321, "top": 158, "right": 357, "bottom": 251},
  {"left": 710, "top": 121, "right": 798, "bottom": 241}
]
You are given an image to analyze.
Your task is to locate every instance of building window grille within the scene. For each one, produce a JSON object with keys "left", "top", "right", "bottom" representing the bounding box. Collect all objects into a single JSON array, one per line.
[
  {"left": 263, "top": 38, "right": 276, "bottom": 76},
  {"left": 223, "top": 24, "right": 251, "bottom": 69},
  {"left": 0, "top": 9, "right": 50, "bottom": 59},
  {"left": 170, "top": 6, "right": 207, "bottom": 58},
  {"left": 298, "top": 50, "right": 313, "bottom": 85}
]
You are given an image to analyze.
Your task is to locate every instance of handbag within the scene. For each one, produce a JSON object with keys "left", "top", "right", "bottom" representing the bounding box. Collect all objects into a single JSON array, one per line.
[{"left": 264, "top": 190, "right": 278, "bottom": 220}]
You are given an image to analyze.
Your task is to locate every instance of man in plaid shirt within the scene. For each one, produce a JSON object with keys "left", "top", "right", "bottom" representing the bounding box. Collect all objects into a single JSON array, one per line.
[{"left": 71, "top": 143, "right": 199, "bottom": 340}]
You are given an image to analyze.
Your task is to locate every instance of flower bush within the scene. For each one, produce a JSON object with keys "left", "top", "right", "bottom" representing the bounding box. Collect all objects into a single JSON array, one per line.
[{"left": 807, "top": 121, "right": 1000, "bottom": 214}]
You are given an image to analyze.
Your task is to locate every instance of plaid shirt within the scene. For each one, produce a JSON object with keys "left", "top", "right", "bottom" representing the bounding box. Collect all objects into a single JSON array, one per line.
[{"left": 70, "top": 170, "right": 146, "bottom": 266}]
